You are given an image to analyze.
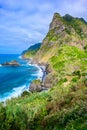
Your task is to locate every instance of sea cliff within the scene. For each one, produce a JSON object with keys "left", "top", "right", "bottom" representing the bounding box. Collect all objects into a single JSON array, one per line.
[{"left": 0, "top": 13, "right": 87, "bottom": 130}]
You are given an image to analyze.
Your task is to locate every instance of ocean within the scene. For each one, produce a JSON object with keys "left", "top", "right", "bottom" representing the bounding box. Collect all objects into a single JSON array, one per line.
[{"left": 0, "top": 54, "right": 43, "bottom": 102}]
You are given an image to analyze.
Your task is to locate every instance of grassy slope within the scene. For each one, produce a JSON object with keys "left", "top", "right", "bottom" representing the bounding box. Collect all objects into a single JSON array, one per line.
[
  {"left": 23, "top": 50, "right": 38, "bottom": 59},
  {"left": 33, "top": 14, "right": 87, "bottom": 63},
  {"left": 0, "top": 44, "right": 87, "bottom": 130},
  {"left": 0, "top": 13, "right": 87, "bottom": 130},
  {"left": 22, "top": 43, "right": 41, "bottom": 59}
]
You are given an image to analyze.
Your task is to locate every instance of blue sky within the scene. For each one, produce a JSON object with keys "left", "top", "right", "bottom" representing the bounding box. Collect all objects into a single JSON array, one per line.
[{"left": 0, "top": 0, "right": 87, "bottom": 54}]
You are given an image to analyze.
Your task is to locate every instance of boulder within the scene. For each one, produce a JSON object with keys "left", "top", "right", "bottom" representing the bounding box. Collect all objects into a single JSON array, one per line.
[
  {"left": 29, "top": 79, "right": 42, "bottom": 92},
  {"left": 43, "top": 73, "right": 58, "bottom": 89},
  {"left": 2, "top": 60, "right": 20, "bottom": 66}
]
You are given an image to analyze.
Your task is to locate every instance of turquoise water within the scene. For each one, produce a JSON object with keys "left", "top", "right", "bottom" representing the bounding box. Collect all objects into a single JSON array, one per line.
[{"left": 0, "top": 54, "right": 42, "bottom": 102}]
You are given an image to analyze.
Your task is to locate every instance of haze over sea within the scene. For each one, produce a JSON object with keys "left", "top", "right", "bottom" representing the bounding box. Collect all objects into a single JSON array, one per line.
[{"left": 0, "top": 54, "right": 42, "bottom": 102}]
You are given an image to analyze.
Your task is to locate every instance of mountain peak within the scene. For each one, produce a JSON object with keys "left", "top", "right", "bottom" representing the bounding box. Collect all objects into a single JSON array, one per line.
[
  {"left": 49, "top": 12, "right": 63, "bottom": 30},
  {"left": 63, "top": 14, "right": 73, "bottom": 22},
  {"left": 53, "top": 12, "right": 61, "bottom": 18}
]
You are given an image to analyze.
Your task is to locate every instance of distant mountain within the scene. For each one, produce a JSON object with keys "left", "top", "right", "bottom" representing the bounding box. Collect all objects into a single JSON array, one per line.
[{"left": 22, "top": 43, "right": 41, "bottom": 59}]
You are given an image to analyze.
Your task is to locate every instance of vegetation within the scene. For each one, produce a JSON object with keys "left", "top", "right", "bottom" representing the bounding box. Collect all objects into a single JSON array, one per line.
[
  {"left": 22, "top": 43, "right": 41, "bottom": 58},
  {"left": 0, "top": 13, "right": 87, "bottom": 130}
]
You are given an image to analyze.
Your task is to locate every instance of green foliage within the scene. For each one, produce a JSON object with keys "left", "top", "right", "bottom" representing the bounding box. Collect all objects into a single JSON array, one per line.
[
  {"left": 33, "top": 79, "right": 41, "bottom": 84},
  {"left": 71, "top": 77, "right": 79, "bottom": 82},
  {"left": 22, "top": 43, "right": 41, "bottom": 58},
  {"left": 21, "top": 91, "right": 31, "bottom": 97},
  {"left": 84, "top": 44, "right": 87, "bottom": 52},
  {"left": 63, "top": 14, "right": 87, "bottom": 38},
  {"left": 50, "top": 45, "right": 87, "bottom": 78},
  {"left": 0, "top": 13, "right": 87, "bottom": 130}
]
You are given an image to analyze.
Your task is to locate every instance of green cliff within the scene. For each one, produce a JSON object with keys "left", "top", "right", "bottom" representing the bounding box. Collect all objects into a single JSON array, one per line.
[
  {"left": 33, "top": 13, "right": 87, "bottom": 63},
  {"left": 0, "top": 13, "right": 87, "bottom": 130},
  {"left": 22, "top": 43, "right": 41, "bottom": 59}
]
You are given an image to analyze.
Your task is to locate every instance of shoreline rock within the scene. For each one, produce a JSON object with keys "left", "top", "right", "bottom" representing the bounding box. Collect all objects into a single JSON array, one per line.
[{"left": 29, "top": 79, "right": 42, "bottom": 92}]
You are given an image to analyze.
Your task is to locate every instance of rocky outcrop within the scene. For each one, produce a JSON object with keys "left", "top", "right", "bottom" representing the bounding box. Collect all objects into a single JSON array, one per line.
[
  {"left": 29, "top": 73, "right": 58, "bottom": 92},
  {"left": 29, "top": 64, "right": 55, "bottom": 92},
  {"left": 29, "top": 79, "right": 42, "bottom": 92},
  {"left": 2, "top": 60, "right": 20, "bottom": 66},
  {"left": 43, "top": 74, "right": 54, "bottom": 89},
  {"left": 49, "top": 13, "right": 64, "bottom": 30},
  {"left": 32, "top": 13, "right": 87, "bottom": 64}
]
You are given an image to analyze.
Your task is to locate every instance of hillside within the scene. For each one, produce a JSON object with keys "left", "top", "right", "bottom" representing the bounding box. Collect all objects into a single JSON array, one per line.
[
  {"left": 22, "top": 43, "right": 41, "bottom": 59},
  {"left": 0, "top": 13, "right": 87, "bottom": 130},
  {"left": 33, "top": 13, "right": 87, "bottom": 64}
]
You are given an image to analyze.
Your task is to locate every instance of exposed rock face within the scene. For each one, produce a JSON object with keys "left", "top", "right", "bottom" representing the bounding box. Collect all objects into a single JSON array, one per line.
[
  {"left": 49, "top": 13, "right": 63, "bottom": 30},
  {"left": 33, "top": 13, "right": 87, "bottom": 64},
  {"left": 29, "top": 12, "right": 87, "bottom": 92},
  {"left": 2, "top": 60, "right": 20, "bottom": 66},
  {"left": 29, "top": 64, "right": 56, "bottom": 92},
  {"left": 29, "top": 79, "right": 42, "bottom": 92},
  {"left": 43, "top": 74, "right": 53, "bottom": 88}
]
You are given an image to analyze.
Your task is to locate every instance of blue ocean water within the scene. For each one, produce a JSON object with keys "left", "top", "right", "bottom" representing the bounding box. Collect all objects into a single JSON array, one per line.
[{"left": 0, "top": 54, "right": 43, "bottom": 102}]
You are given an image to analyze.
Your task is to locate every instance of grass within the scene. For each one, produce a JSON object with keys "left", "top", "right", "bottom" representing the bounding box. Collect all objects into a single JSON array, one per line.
[{"left": 0, "top": 44, "right": 87, "bottom": 130}]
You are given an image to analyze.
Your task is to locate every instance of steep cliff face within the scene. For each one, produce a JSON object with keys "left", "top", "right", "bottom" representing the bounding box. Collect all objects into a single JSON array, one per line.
[
  {"left": 32, "top": 12, "right": 87, "bottom": 93},
  {"left": 0, "top": 13, "right": 87, "bottom": 130},
  {"left": 33, "top": 13, "right": 87, "bottom": 64}
]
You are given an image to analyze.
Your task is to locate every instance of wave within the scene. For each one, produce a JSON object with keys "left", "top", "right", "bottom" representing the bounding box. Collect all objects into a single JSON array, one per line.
[
  {"left": 0, "top": 64, "right": 2, "bottom": 67},
  {"left": 28, "top": 63, "right": 44, "bottom": 80},
  {"left": 0, "top": 84, "right": 29, "bottom": 102},
  {"left": 21, "top": 64, "right": 29, "bottom": 67},
  {"left": 18, "top": 55, "right": 22, "bottom": 59},
  {"left": 0, "top": 63, "right": 44, "bottom": 102},
  {"left": 36, "top": 66, "right": 44, "bottom": 80}
]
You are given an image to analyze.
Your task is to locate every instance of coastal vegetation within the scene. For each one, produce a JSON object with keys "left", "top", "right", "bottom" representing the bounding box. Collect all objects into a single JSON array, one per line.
[
  {"left": 22, "top": 43, "right": 41, "bottom": 59},
  {"left": 0, "top": 13, "right": 87, "bottom": 130}
]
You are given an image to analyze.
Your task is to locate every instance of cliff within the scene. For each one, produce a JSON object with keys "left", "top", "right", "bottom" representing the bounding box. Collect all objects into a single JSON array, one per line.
[
  {"left": 33, "top": 13, "right": 87, "bottom": 64},
  {"left": 30, "top": 13, "right": 87, "bottom": 92},
  {"left": 0, "top": 13, "right": 87, "bottom": 130}
]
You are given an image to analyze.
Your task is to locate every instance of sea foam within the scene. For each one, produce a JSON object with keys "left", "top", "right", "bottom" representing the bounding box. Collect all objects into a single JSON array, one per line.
[
  {"left": 0, "top": 84, "right": 29, "bottom": 102},
  {"left": 18, "top": 55, "right": 22, "bottom": 59},
  {"left": 28, "top": 63, "right": 44, "bottom": 80},
  {"left": 0, "top": 63, "right": 44, "bottom": 102}
]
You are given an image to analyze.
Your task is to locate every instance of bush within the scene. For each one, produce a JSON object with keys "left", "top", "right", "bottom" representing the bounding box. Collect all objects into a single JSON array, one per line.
[{"left": 21, "top": 91, "right": 31, "bottom": 97}]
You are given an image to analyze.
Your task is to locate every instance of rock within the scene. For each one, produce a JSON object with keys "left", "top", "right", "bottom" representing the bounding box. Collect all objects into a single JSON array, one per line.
[
  {"left": 2, "top": 60, "right": 20, "bottom": 66},
  {"left": 29, "top": 79, "right": 42, "bottom": 92},
  {"left": 43, "top": 72, "right": 58, "bottom": 89},
  {"left": 49, "top": 13, "right": 63, "bottom": 30},
  {"left": 43, "top": 74, "right": 53, "bottom": 88},
  {"left": 22, "top": 55, "right": 30, "bottom": 60}
]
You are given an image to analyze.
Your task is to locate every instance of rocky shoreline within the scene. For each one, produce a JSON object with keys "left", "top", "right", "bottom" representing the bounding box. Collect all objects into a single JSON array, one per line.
[
  {"left": 29, "top": 64, "right": 48, "bottom": 92},
  {"left": 29, "top": 63, "right": 53, "bottom": 92},
  {"left": 22, "top": 53, "right": 55, "bottom": 93},
  {"left": 16, "top": 55, "right": 48, "bottom": 92}
]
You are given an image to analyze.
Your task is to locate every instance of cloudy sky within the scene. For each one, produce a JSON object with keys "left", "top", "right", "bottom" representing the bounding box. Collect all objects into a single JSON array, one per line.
[{"left": 0, "top": 0, "right": 87, "bottom": 54}]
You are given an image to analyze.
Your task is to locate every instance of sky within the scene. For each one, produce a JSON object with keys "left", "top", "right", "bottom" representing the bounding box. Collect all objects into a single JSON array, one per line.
[{"left": 0, "top": 0, "right": 87, "bottom": 54}]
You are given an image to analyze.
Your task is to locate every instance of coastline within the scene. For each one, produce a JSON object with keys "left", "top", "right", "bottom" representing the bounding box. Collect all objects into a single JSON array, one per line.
[
  {"left": 0, "top": 58, "right": 45, "bottom": 103},
  {"left": 30, "top": 64, "right": 46, "bottom": 82}
]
